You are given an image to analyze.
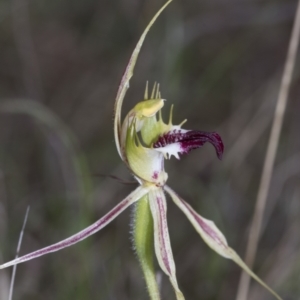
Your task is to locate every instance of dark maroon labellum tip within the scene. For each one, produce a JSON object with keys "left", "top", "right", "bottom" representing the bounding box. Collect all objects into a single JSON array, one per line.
[
  {"left": 153, "top": 129, "right": 224, "bottom": 160},
  {"left": 198, "top": 131, "right": 224, "bottom": 160}
]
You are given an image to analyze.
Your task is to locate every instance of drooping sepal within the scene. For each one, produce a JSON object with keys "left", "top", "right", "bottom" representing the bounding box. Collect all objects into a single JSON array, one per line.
[
  {"left": 0, "top": 186, "right": 149, "bottom": 270},
  {"left": 149, "top": 189, "right": 185, "bottom": 300},
  {"left": 165, "top": 186, "right": 282, "bottom": 300}
]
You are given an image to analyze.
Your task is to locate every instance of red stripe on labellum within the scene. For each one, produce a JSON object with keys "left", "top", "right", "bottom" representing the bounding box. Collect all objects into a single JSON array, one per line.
[{"left": 153, "top": 129, "right": 224, "bottom": 159}]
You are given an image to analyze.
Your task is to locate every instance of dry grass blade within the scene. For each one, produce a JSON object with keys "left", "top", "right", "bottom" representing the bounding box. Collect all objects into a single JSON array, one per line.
[
  {"left": 8, "top": 206, "right": 30, "bottom": 300},
  {"left": 236, "top": 1, "right": 300, "bottom": 299}
]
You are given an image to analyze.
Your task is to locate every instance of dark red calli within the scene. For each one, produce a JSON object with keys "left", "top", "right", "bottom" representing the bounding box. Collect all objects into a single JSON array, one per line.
[{"left": 153, "top": 129, "right": 224, "bottom": 160}]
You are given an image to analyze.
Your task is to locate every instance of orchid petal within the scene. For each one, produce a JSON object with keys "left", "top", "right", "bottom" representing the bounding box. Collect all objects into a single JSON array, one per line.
[
  {"left": 149, "top": 189, "right": 185, "bottom": 300},
  {"left": 165, "top": 185, "right": 282, "bottom": 300},
  {"left": 114, "top": 0, "right": 173, "bottom": 160},
  {"left": 0, "top": 186, "right": 149, "bottom": 270}
]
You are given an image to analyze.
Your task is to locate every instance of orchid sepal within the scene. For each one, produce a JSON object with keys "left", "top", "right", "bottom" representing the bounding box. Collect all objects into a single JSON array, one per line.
[
  {"left": 114, "top": 0, "right": 173, "bottom": 160},
  {"left": 164, "top": 185, "right": 282, "bottom": 300},
  {"left": 149, "top": 188, "right": 185, "bottom": 300},
  {"left": 0, "top": 186, "right": 149, "bottom": 270}
]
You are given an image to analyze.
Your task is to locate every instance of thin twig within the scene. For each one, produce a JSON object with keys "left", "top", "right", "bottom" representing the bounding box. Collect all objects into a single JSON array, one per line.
[
  {"left": 235, "top": 1, "right": 300, "bottom": 299},
  {"left": 8, "top": 206, "right": 30, "bottom": 300}
]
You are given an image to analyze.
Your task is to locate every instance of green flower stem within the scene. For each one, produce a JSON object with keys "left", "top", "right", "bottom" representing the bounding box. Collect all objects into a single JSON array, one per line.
[{"left": 134, "top": 194, "right": 160, "bottom": 300}]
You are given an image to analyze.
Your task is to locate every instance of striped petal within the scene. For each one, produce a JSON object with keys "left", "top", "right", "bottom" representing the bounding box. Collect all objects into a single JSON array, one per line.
[
  {"left": 148, "top": 189, "right": 185, "bottom": 300},
  {"left": 0, "top": 186, "right": 149, "bottom": 270},
  {"left": 165, "top": 185, "right": 282, "bottom": 300}
]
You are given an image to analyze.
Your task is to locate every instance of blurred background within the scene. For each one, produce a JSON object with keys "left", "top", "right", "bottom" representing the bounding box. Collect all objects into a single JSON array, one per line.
[{"left": 0, "top": 0, "right": 299, "bottom": 299}]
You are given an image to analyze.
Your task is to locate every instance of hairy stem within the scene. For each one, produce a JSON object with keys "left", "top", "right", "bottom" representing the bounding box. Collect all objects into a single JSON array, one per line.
[{"left": 134, "top": 194, "right": 160, "bottom": 300}]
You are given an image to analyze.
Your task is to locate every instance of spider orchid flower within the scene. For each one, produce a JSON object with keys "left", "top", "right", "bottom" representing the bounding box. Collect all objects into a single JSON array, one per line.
[{"left": 0, "top": 1, "right": 282, "bottom": 300}]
